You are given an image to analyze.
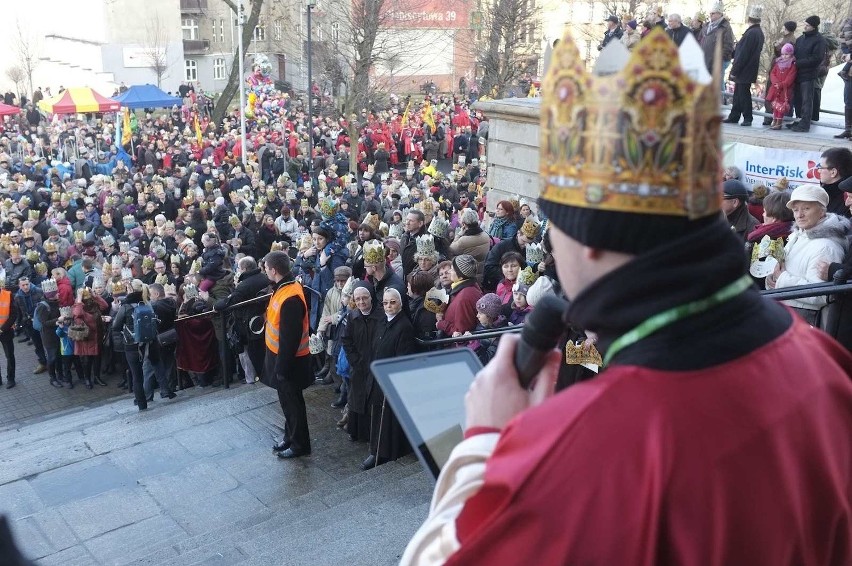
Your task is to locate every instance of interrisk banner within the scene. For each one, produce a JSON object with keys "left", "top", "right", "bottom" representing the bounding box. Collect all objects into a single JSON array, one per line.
[{"left": 723, "top": 142, "right": 823, "bottom": 188}]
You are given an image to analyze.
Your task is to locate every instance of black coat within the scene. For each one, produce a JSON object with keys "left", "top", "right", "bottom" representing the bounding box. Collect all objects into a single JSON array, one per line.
[
  {"left": 367, "top": 313, "right": 416, "bottom": 406},
  {"left": 730, "top": 24, "right": 765, "bottom": 84},
  {"left": 409, "top": 295, "right": 437, "bottom": 342},
  {"left": 483, "top": 236, "right": 523, "bottom": 292},
  {"left": 667, "top": 25, "right": 691, "bottom": 46},
  {"left": 342, "top": 305, "right": 384, "bottom": 415},
  {"left": 794, "top": 30, "right": 828, "bottom": 82},
  {"left": 214, "top": 267, "right": 269, "bottom": 339},
  {"left": 147, "top": 297, "right": 177, "bottom": 362}
]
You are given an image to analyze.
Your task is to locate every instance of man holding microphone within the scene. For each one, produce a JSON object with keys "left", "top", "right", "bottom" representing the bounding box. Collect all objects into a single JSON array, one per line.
[{"left": 402, "top": 29, "right": 852, "bottom": 565}]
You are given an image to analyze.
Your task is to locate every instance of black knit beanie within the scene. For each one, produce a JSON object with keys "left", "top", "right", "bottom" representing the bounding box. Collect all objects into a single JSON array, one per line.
[{"left": 538, "top": 199, "right": 719, "bottom": 255}]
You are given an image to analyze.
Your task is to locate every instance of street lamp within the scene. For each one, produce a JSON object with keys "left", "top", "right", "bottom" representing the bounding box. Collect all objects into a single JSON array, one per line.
[
  {"left": 237, "top": 0, "right": 247, "bottom": 166},
  {"left": 307, "top": 0, "right": 317, "bottom": 162}
]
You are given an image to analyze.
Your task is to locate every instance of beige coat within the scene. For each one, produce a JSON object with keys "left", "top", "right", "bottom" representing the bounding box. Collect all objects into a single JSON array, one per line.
[{"left": 449, "top": 229, "right": 490, "bottom": 282}]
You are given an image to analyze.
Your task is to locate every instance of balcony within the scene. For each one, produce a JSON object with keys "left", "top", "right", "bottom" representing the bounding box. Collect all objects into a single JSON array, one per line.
[
  {"left": 183, "top": 39, "right": 211, "bottom": 54},
  {"left": 180, "top": 0, "right": 208, "bottom": 13}
]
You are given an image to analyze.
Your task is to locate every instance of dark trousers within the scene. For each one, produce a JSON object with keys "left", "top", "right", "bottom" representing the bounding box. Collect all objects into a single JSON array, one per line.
[
  {"left": 24, "top": 322, "right": 46, "bottom": 365},
  {"left": 125, "top": 347, "right": 146, "bottom": 409},
  {"left": 728, "top": 83, "right": 753, "bottom": 123},
  {"left": 60, "top": 354, "right": 83, "bottom": 383},
  {"left": 0, "top": 331, "right": 14, "bottom": 383},
  {"left": 81, "top": 355, "right": 101, "bottom": 382},
  {"left": 794, "top": 80, "right": 816, "bottom": 129},
  {"left": 276, "top": 379, "right": 311, "bottom": 454}
]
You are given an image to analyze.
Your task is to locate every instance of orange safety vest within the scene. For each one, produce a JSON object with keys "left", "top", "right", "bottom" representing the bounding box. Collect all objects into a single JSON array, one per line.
[
  {"left": 0, "top": 289, "right": 11, "bottom": 329},
  {"left": 265, "top": 281, "right": 310, "bottom": 357}
]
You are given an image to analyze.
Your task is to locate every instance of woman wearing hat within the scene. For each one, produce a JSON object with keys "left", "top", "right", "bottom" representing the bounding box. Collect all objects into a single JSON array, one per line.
[
  {"left": 766, "top": 185, "right": 849, "bottom": 325},
  {"left": 436, "top": 254, "right": 483, "bottom": 337}
]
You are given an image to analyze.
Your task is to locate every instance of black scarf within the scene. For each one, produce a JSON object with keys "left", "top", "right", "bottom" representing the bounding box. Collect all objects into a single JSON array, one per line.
[{"left": 566, "top": 218, "right": 791, "bottom": 370}]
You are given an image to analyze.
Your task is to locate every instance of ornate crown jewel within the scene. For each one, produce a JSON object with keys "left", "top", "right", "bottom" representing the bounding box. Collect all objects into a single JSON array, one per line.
[
  {"left": 526, "top": 242, "right": 545, "bottom": 265},
  {"left": 363, "top": 239, "right": 386, "bottom": 265},
  {"left": 427, "top": 214, "right": 449, "bottom": 239},
  {"left": 520, "top": 217, "right": 540, "bottom": 240},
  {"left": 415, "top": 233, "right": 437, "bottom": 258},
  {"left": 540, "top": 28, "right": 721, "bottom": 219}
]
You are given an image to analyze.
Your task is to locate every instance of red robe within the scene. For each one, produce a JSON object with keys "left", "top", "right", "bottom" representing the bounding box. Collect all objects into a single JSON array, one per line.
[{"left": 420, "top": 317, "right": 852, "bottom": 565}]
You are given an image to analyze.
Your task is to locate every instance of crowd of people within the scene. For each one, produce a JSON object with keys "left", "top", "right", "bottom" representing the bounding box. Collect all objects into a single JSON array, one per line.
[{"left": 598, "top": 3, "right": 852, "bottom": 135}]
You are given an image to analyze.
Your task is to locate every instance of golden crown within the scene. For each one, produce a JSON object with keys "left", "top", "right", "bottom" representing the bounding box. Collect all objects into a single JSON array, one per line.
[
  {"left": 319, "top": 198, "right": 337, "bottom": 218},
  {"left": 388, "top": 223, "right": 404, "bottom": 240},
  {"left": 28, "top": 210, "right": 40, "bottom": 221},
  {"left": 25, "top": 249, "right": 39, "bottom": 262},
  {"left": 111, "top": 281, "right": 126, "bottom": 295},
  {"left": 270, "top": 241, "right": 285, "bottom": 252},
  {"left": 155, "top": 273, "right": 169, "bottom": 285},
  {"left": 418, "top": 199, "right": 435, "bottom": 215},
  {"left": 516, "top": 266, "right": 538, "bottom": 287},
  {"left": 539, "top": 28, "right": 722, "bottom": 219},
  {"left": 7, "top": 243, "right": 20, "bottom": 255},
  {"left": 163, "top": 283, "right": 176, "bottom": 295},
  {"left": 21, "top": 228, "right": 33, "bottom": 239},
  {"left": 363, "top": 239, "right": 386, "bottom": 265},
  {"left": 73, "top": 231, "right": 86, "bottom": 242},
  {"left": 34, "top": 262, "right": 47, "bottom": 275},
  {"left": 424, "top": 287, "right": 450, "bottom": 314},
  {"left": 229, "top": 214, "right": 241, "bottom": 227},
  {"left": 184, "top": 227, "right": 196, "bottom": 238},
  {"left": 565, "top": 340, "right": 603, "bottom": 367},
  {"left": 43, "top": 241, "right": 57, "bottom": 253},
  {"left": 520, "top": 217, "right": 540, "bottom": 240},
  {"left": 254, "top": 203, "right": 265, "bottom": 213},
  {"left": 142, "top": 256, "right": 155, "bottom": 269},
  {"left": 363, "top": 212, "right": 380, "bottom": 231},
  {"left": 102, "top": 263, "right": 113, "bottom": 276},
  {"left": 170, "top": 254, "right": 181, "bottom": 265}
]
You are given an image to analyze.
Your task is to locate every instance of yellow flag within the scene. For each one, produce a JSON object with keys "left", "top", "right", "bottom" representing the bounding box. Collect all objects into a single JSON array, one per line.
[
  {"left": 422, "top": 102, "right": 436, "bottom": 133},
  {"left": 401, "top": 100, "right": 411, "bottom": 126},
  {"left": 194, "top": 114, "right": 203, "bottom": 144},
  {"left": 121, "top": 108, "right": 132, "bottom": 145}
]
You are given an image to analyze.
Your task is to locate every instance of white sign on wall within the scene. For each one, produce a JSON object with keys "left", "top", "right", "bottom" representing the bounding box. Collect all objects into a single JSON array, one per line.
[{"left": 723, "top": 142, "right": 823, "bottom": 188}]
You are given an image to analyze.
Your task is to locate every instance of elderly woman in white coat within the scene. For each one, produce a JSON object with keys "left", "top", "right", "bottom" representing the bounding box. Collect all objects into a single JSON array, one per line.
[{"left": 766, "top": 185, "right": 850, "bottom": 326}]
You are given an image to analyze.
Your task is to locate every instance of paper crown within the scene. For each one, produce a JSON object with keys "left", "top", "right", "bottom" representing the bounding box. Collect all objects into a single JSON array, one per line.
[
  {"left": 183, "top": 283, "right": 199, "bottom": 299},
  {"left": 101, "top": 234, "right": 115, "bottom": 248},
  {"left": 21, "top": 228, "right": 34, "bottom": 239},
  {"left": 25, "top": 249, "right": 39, "bottom": 262},
  {"left": 184, "top": 227, "right": 196, "bottom": 238},
  {"left": 102, "top": 263, "right": 113, "bottom": 277},
  {"left": 254, "top": 203, "right": 265, "bottom": 213},
  {"left": 59, "top": 306, "right": 72, "bottom": 319},
  {"left": 363, "top": 212, "right": 380, "bottom": 231},
  {"left": 121, "top": 267, "right": 133, "bottom": 279},
  {"left": 163, "top": 283, "right": 177, "bottom": 296},
  {"left": 520, "top": 217, "right": 540, "bottom": 240},
  {"left": 122, "top": 215, "right": 136, "bottom": 226},
  {"left": 417, "top": 199, "right": 435, "bottom": 215},
  {"left": 565, "top": 340, "right": 603, "bottom": 366},
  {"left": 341, "top": 276, "right": 358, "bottom": 297},
  {"left": 415, "top": 233, "right": 437, "bottom": 260},
  {"left": 319, "top": 198, "right": 337, "bottom": 218},
  {"left": 154, "top": 273, "right": 169, "bottom": 285},
  {"left": 164, "top": 220, "right": 175, "bottom": 230},
  {"left": 363, "top": 239, "right": 386, "bottom": 265},
  {"left": 119, "top": 241, "right": 130, "bottom": 253},
  {"left": 73, "top": 230, "right": 86, "bottom": 242},
  {"left": 7, "top": 243, "right": 20, "bottom": 255},
  {"left": 424, "top": 287, "right": 450, "bottom": 313},
  {"left": 41, "top": 277, "right": 58, "bottom": 294},
  {"left": 142, "top": 256, "right": 155, "bottom": 269},
  {"left": 526, "top": 242, "right": 545, "bottom": 265},
  {"left": 43, "top": 241, "right": 57, "bottom": 253},
  {"left": 427, "top": 214, "right": 449, "bottom": 239},
  {"left": 539, "top": 29, "right": 721, "bottom": 220},
  {"left": 388, "top": 223, "right": 404, "bottom": 240},
  {"left": 516, "top": 266, "right": 538, "bottom": 287},
  {"left": 170, "top": 254, "right": 181, "bottom": 265},
  {"left": 28, "top": 210, "right": 39, "bottom": 221},
  {"left": 111, "top": 281, "right": 127, "bottom": 295},
  {"left": 270, "top": 241, "right": 285, "bottom": 252},
  {"left": 34, "top": 262, "right": 47, "bottom": 275}
]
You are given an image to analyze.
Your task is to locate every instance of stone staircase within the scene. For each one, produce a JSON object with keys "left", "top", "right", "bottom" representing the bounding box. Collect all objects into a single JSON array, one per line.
[{"left": 0, "top": 383, "right": 432, "bottom": 565}]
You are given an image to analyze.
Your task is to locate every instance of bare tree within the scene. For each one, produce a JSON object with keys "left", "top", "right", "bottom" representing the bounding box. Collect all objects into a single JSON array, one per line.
[
  {"left": 476, "top": 0, "right": 542, "bottom": 97},
  {"left": 5, "top": 66, "right": 25, "bottom": 98},
  {"left": 212, "top": 0, "right": 265, "bottom": 126},
  {"left": 13, "top": 20, "right": 39, "bottom": 99},
  {"left": 144, "top": 16, "right": 170, "bottom": 88}
]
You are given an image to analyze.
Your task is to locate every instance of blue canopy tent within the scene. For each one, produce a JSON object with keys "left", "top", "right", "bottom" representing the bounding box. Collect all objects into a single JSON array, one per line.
[{"left": 112, "top": 84, "right": 182, "bottom": 109}]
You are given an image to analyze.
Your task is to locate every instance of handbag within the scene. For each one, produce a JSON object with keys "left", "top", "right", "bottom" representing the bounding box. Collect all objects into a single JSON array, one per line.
[
  {"left": 157, "top": 328, "right": 177, "bottom": 347},
  {"left": 68, "top": 321, "right": 90, "bottom": 341}
]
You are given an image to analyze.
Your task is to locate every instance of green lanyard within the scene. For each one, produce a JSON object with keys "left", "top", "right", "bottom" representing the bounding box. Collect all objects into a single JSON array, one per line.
[{"left": 602, "top": 274, "right": 753, "bottom": 367}]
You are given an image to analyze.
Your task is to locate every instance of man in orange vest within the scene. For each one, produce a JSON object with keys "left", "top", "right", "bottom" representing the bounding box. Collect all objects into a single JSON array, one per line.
[
  {"left": 262, "top": 251, "right": 313, "bottom": 459},
  {"left": 0, "top": 279, "right": 20, "bottom": 389}
]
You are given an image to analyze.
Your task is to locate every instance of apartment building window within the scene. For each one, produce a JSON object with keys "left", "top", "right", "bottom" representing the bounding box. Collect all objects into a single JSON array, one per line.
[
  {"left": 317, "top": 25, "right": 323, "bottom": 41},
  {"left": 254, "top": 20, "right": 266, "bottom": 41},
  {"left": 185, "top": 59, "right": 198, "bottom": 81},
  {"left": 212, "top": 20, "right": 217, "bottom": 42},
  {"left": 331, "top": 22, "right": 339, "bottom": 41},
  {"left": 219, "top": 18, "right": 225, "bottom": 43},
  {"left": 213, "top": 57, "right": 226, "bottom": 80},
  {"left": 182, "top": 18, "right": 199, "bottom": 40},
  {"left": 274, "top": 20, "right": 283, "bottom": 41}
]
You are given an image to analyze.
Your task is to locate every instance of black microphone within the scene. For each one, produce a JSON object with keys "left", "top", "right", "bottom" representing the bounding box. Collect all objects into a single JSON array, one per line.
[{"left": 515, "top": 294, "right": 569, "bottom": 388}]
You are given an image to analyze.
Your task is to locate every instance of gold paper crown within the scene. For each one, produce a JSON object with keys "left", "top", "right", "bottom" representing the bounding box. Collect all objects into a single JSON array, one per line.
[
  {"left": 427, "top": 214, "right": 449, "bottom": 239},
  {"left": 170, "top": 254, "right": 181, "bottom": 265},
  {"left": 25, "top": 249, "right": 39, "bottom": 262},
  {"left": 142, "top": 256, "right": 155, "bottom": 269},
  {"left": 163, "top": 283, "right": 176, "bottom": 295},
  {"left": 51, "top": 192, "right": 61, "bottom": 202},
  {"left": 155, "top": 274, "right": 169, "bottom": 285},
  {"left": 319, "top": 198, "right": 337, "bottom": 218},
  {"left": 229, "top": 214, "right": 241, "bottom": 227},
  {"left": 28, "top": 210, "right": 39, "bottom": 221},
  {"left": 183, "top": 195, "right": 194, "bottom": 206},
  {"left": 21, "top": 228, "right": 34, "bottom": 239},
  {"left": 102, "top": 263, "right": 113, "bottom": 277},
  {"left": 417, "top": 199, "right": 434, "bottom": 215},
  {"left": 185, "top": 227, "right": 196, "bottom": 238},
  {"left": 415, "top": 233, "right": 437, "bottom": 259},
  {"left": 19, "top": 196, "right": 31, "bottom": 208},
  {"left": 43, "top": 241, "right": 57, "bottom": 253},
  {"left": 539, "top": 28, "right": 721, "bottom": 219},
  {"left": 300, "top": 198, "right": 309, "bottom": 208},
  {"left": 73, "top": 231, "right": 86, "bottom": 242},
  {"left": 164, "top": 220, "right": 175, "bottom": 230},
  {"left": 520, "top": 217, "right": 540, "bottom": 240},
  {"left": 516, "top": 266, "right": 538, "bottom": 287},
  {"left": 270, "top": 241, "right": 285, "bottom": 252},
  {"left": 254, "top": 203, "right": 265, "bottom": 213},
  {"left": 111, "top": 281, "right": 126, "bottom": 295},
  {"left": 144, "top": 220, "right": 155, "bottom": 229},
  {"left": 565, "top": 340, "right": 603, "bottom": 366},
  {"left": 363, "top": 212, "right": 380, "bottom": 231},
  {"left": 424, "top": 287, "right": 450, "bottom": 313},
  {"left": 526, "top": 242, "right": 545, "bottom": 265},
  {"left": 363, "top": 239, "right": 386, "bottom": 265},
  {"left": 8, "top": 243, "right": 20, "bottom": 255},
  {"left": 34, "top": 262, "right": 47, "bottom": 275}
]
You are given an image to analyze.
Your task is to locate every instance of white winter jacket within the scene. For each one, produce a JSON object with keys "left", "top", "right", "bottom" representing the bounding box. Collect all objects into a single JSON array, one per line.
[{"left": 776, "top": 213, "right": 850, "bottom": 310}]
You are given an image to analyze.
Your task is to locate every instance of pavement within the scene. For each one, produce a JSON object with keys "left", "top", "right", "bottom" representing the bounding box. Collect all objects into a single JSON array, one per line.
[{"left": 0, "top": 379, "right": 432, "bottom": 566}]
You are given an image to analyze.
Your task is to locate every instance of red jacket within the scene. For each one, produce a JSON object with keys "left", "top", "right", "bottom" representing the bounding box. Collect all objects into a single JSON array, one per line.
[
  {"left": 437, "top": 279, "right": 482, "bottom": 336},
  {"left": 56, "top": 276, "right": 74, "bottom": 307}
]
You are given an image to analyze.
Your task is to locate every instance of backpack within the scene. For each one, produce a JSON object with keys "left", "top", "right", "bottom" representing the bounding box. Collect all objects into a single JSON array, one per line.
[
  {"left": 32, "top": 301, "right": 49, "bottom": 332},
  {"left": 132, "top": 303, "right": 158, "bottom": 344}
]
